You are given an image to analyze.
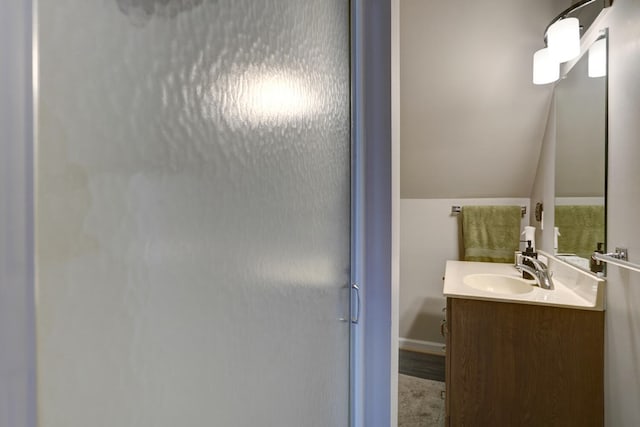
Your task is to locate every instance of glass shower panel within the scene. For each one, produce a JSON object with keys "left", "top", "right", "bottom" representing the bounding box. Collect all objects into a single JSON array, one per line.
[{"left": 35, "top": 1, "right": 350, "bottom": 426}]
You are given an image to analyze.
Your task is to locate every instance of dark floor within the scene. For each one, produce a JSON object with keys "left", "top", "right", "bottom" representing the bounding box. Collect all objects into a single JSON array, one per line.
[{"left": 399, "top": 349, "right": 446, "bottom": 382}]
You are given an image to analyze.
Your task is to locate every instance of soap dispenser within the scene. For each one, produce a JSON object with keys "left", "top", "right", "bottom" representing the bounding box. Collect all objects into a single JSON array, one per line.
[
  {"left": 590, "top": 242, "right": 604, "bottom": 274},
  {"left": 522, "top": 240, "right": 537, "bottom": 280}
]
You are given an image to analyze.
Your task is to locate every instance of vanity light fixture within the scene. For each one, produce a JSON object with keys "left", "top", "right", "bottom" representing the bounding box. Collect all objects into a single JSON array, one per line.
[
  {"left": 533, "top": 0, "right": 607, "bottom": 85},
  {"left": 588, "top": 37, "right": 607, "bottom": 77},
  {"left": 547, "top": 17, "right": 581, "bottom": 63},
  {"left": 533, "top": 48, "right": 559, "bottom": 85}
]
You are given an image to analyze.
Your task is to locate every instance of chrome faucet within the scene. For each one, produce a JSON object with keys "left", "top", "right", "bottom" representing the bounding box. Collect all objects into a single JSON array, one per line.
[{"left": 515, "top": 255, "right": 554, "bottom": 290}]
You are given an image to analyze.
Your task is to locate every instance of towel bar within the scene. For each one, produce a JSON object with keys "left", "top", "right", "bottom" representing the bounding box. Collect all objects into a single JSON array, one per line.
[
  {"left": 451, "top": 205, "right": 527, "bottom": 218},
  {"left": 593, "top": 248, "right": 640, "bottom": 273}
]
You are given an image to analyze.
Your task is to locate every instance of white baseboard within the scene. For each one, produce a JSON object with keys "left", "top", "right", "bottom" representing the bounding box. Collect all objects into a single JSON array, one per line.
[{"left": 399, "top": 338, "right": 446, "bottom": 355}]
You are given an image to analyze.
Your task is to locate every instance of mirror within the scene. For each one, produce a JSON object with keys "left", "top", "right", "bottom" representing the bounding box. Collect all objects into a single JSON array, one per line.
[{"left": 554, "top": 33, "right": 607, "bottom": 272}]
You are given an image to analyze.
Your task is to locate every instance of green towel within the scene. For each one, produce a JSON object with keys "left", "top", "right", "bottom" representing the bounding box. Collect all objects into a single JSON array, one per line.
[
  {"left": 462, "top": 205, "right": 521, "bottom": 263},
  {"left": 555, "top": 205, "right": 605, "bottom": 259}
]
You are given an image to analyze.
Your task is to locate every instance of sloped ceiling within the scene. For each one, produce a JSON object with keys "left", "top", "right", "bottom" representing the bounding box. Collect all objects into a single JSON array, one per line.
[{"left": 400, "top": 0, "right": 570, "bottom": 198}]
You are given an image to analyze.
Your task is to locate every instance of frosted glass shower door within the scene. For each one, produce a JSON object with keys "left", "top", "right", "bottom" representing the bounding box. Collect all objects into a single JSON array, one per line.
[{"left": 35, "top": 1, "right": 351, "bottom": 426}]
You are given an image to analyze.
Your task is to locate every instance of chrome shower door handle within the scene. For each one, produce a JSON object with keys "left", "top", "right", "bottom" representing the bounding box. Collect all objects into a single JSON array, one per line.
[{"left": 351, "top": 283, "right": 361, "bottom": 324}]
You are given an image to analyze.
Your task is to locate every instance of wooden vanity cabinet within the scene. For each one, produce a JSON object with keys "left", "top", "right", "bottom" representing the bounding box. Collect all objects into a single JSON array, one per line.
[{"left": 445, "top": 297, "right": 604, "bottom": 427}]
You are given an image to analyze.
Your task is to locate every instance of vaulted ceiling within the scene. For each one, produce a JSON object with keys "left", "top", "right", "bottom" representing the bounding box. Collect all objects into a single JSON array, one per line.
[{"left": 400, "top": 0, "right": 571, "bottom": 198}]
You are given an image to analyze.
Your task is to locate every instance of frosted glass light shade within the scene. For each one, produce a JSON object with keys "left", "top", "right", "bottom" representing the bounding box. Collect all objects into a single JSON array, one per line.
[
  {"left": 588, "top": 38, "right": 607, "bottom": 77},
  {"left": 533, "top": 48, "right": 559, "bottom": 85},
  {"left": 547, "top": 17, "right": 580, "bottom": 63}
]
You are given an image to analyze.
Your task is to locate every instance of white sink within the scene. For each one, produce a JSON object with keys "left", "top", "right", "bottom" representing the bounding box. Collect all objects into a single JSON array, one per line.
[
  {"left": 443, "top": 255, "right": 605, "bottom": 310},
  {"left": 463, "top": 273, "right": 534, "bottom": 295}
]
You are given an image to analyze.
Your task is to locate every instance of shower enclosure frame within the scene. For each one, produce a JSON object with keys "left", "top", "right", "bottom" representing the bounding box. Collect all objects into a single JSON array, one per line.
[{"left": 0, "top": 0, "right": 395, "bottom": 426}]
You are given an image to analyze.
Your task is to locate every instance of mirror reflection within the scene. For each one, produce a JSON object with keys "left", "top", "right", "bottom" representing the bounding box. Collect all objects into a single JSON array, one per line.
[{"left": 554, "top": 35, "right": 607, "bottom": 272}]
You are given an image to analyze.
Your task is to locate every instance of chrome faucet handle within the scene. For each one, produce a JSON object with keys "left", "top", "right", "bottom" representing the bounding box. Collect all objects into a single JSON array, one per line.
[
  {"left": 515, "top": 258, "right": 555, "bottom": 290},
  {"left": 514, "top": 264, "right": 540, "bottom": 286},
  {"left": 521, "top": 255, "right": 547, "bottom": 270}
]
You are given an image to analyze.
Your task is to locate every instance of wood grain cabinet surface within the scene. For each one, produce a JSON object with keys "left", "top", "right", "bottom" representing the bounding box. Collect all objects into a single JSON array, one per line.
[{"left": 445, "top": 297, "right": 604, "bottom": 427}]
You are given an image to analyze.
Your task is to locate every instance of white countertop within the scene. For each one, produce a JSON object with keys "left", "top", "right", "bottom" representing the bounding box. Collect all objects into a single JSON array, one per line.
[{"left": 443, "top": 254, "right": 605, "bottom": 311}]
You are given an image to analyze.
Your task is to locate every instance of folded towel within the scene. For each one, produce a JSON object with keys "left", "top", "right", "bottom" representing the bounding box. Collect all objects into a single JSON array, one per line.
[
  {"left": 556, "top": 255, "right": 591, "bottom": 270},
  {"left": 555, "top": 205, "right": 605, "bottom": 259},
  {"left": 462, "top": 205, "right": 521, "bottom": 263}
]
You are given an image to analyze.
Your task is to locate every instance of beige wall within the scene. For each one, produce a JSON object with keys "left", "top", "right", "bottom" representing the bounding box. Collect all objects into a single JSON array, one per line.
[
  {"left": 399, "top": 198, "right": 530, "bottom": 350},
  {"left": 600, "top": 2, "right": 640, "bottom": 425},
  {"left": 399, "top": 0, "right": 561, "bottom": 199}
]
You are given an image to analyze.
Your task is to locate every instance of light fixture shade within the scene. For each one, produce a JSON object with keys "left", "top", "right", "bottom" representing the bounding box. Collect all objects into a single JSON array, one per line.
[
  {"left": 533, "top": 48, "right": 559, "bottom": 85},
  {"left": 547, "top": 17, "right": 580, "bottom": 63},
  {"left": 588, "top": 38, "right": 607, "bottom": 78}
]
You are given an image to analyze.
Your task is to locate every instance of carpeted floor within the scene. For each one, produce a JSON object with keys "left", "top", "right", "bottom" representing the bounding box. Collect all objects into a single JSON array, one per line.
[{"left": 398, "top": 374, "right": 445, "bottom": 427}]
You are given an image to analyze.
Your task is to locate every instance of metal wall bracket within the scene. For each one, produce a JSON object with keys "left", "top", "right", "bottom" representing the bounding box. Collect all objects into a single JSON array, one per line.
[
  {"left": 451, "top": 205, "right": 527, "bottom": 218},
  {"left": 612, "top": 247, "right": 628, "bottom": 261},
  {"left": 593, "top": 248, "right": 640, "bottom": 273}
]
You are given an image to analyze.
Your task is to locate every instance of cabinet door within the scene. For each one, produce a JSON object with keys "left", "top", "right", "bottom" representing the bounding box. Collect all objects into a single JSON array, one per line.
[
  {"left": 447, "top": 298, "right": 603, "bottom": 426},
  {"left": 445, "top": 298, "right": 452, "bottom": 427}
]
